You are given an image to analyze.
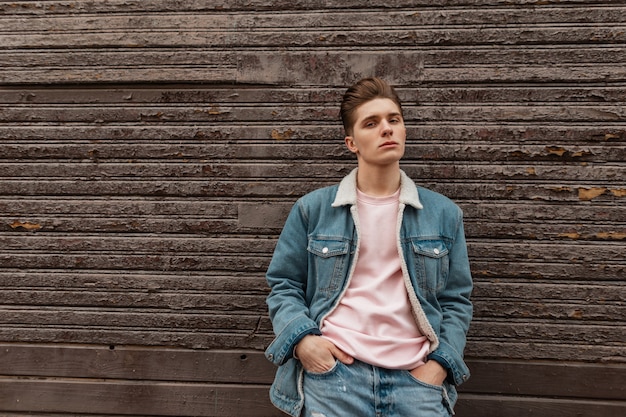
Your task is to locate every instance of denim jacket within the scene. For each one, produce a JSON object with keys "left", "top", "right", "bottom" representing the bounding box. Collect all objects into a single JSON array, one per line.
[{"left": 265, "top": 169, "right": 473, "bottom": 417}]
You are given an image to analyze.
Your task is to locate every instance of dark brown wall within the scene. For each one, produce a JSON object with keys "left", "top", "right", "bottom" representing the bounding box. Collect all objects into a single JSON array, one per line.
[{"left": 0, "top": 1, "right": 624, "bottom": 416}]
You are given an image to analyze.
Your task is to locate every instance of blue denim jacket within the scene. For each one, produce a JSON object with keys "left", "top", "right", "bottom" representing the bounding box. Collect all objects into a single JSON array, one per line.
[{"left": 265, "top": 169, "right": 473, "bottom": 417}]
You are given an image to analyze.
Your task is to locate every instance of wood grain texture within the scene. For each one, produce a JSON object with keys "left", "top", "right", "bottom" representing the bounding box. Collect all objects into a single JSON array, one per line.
[{"left": 0, "top": 0, "right": 624, "bottom": 416}]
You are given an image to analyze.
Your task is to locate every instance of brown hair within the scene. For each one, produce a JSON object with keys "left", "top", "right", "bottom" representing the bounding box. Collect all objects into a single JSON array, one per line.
[{"left": 340, "top": 77, "right": 403, "bottom": 136}]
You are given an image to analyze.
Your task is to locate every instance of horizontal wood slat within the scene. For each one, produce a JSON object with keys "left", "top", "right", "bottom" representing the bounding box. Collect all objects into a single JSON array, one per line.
[
  {"left": 2, "top": 143, "right": 624, "bottom": 163},
  {"left": 0, "top": 380, "right": 282, "bottom": 417},
  {"left": 3, "top": 7, "right": 626, "bottom": 31},
  {"left": 0, "top": 345, "right": 276, "bottom": 383},
  {"left": 1, "top": 0, "right": 625, "bottom": 14},
  {"left": 8, "top": 199, "right": 621, "bottom": 224},
  {"left": 1, "top": 125, "right": 623, "bottom": 143},
  {"left": 1, "top": 86, "right": 625, "bottom": 104},
  {"left": 455, "top": 395, "right": 625, "bottom": 417}
]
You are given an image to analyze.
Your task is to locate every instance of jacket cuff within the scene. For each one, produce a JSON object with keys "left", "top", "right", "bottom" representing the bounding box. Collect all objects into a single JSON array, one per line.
[
  {"left": 265, "top": 316, "right": 320, "bottom": 366},
  {"left": 292, "top": 330, "right": 323, "bottom": 359},
  {"left": 427, "top": 343, "right": 471, "bottom": 386}
]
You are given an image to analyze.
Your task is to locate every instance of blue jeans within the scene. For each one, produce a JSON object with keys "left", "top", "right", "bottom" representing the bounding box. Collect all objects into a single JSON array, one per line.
[{"left": 302, "top": 359, "right": 453, "bottom": 417}]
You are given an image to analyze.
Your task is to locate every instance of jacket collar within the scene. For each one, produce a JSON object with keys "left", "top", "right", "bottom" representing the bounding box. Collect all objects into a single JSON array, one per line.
[{"left": 332, "top": 168, "right": 423, "bottom": 209}]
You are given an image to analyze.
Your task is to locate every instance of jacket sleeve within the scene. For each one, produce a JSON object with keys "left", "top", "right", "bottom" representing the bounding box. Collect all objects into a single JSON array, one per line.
[
  {"left": 265, "top": 199, "right": 320, "bottom": 366},
  {"left": 427, "top": 208, "right": 473, "bottom": 386}
]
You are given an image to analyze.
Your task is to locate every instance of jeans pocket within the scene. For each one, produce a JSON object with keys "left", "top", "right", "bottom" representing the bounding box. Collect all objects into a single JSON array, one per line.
[
  {"left": 404, "top": 371, "right": 453, "bottom": 415},
  {"left": 404, "top": 370, "right": 445, "bottom": 392},
  {"left": 303, "top": 360, "right": 341, "bottom": 378}
]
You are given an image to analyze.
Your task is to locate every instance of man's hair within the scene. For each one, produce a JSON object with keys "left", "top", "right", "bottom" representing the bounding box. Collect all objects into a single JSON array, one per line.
[{"left": 340, "top": 77, "right": 403, "bottom": 136}]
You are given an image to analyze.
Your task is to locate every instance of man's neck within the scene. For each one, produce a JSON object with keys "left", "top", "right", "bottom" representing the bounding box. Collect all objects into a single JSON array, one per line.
[{"left": 356, "top": 164, "right": 401, "bottom": 197}]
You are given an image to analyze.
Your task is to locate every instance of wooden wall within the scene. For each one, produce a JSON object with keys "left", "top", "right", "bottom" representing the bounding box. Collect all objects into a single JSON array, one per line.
[{"left": 1, "top": 1, "right": 624, "bottom": 415}]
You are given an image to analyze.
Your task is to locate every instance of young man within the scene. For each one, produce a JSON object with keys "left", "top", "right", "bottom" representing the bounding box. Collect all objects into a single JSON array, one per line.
[{"left": 265, "top": 78, "right": 473, "bottom": 417}]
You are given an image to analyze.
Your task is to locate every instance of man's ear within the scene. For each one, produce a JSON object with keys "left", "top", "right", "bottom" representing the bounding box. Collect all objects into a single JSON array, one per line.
[{"left": 345, "top": 136, "right": 358, "bottom": 154}]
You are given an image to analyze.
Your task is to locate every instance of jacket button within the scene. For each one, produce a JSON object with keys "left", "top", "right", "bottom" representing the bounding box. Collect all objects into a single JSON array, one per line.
[
  {"left": 322, "top": 247, "right": 329, "bottom": 254},
  {"left": 434, "top": 248, "right": 440, "bottom": 255},
  {"left": 268, "top": 354, "right": 274, "bottom": 361}
]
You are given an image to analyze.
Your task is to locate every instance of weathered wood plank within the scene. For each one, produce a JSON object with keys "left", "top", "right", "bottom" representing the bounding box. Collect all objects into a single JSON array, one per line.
[
  {"left": 3, "top": 270, "right": 621, "bottom": 296},
  {"left": 0, "top": 289, "right": 267, "bottom": 310},
  {"left": 8, "top": 103, "right": 622, "bottom": 123},
  {"left": 1, "top": 125, "right": 623, "bottom": 144},
  {"left": 0, "top": 309, "right": 273, "bottom": 332},
  {"left": 4, "top": 309, "right": 625, "bottom": 345},
  {"left": 2, "top": 288, "right": 622, "bottom": 322},
  {"left": 0, "top": 51, "right": 235, "bottom": 68},
  {"left": 239, "top": 56, "right": 626, "bottom": 85},
  {"left": 5, "top": 102, "right": 625, "bottom": 125},
  {"left": 472, "top": 282, "right": 625, "bottom": 302},
  {"left": 0, "top": 236, "right": 277, "bottom": 254},
  {"left": 471, "top": 260, "right": 625, "bottom": 282},
  {"left": 0, "top": 68, "right": 236, "bottom": 85},
  {"left": 3, "top": 28, "right": 626, "bottom": 50},
  {"left": 2, "top": 7, "right": 625, "bottom": 33},
  {"left": 0, "top": 238, "right": 622, "bottom": 267},
  {"left": 0, "top": 272, "right": 266, "bottom": 291},
  {"left": 455, "top": 394, "right": 626, "bottom": 417},
  {"left": 473, "top": 301, "right": 626, "bottom": 322},
  {"left": 460, "top": 359, "right": 626, "bottom": 400},
  {"left": 260, "top": 199, "right": 626, "bottom": 227},
  {"left": 3, "top": 57, "right": 626, "bottom": 85},
  {"left": 2, "top": 143, "right": 624, "bottom": 163},
  {"left": 0, "top": 379, "right": 283, "bottom": 417},
  {"left": 3, "top": 49, "right": 626, "bottom": 72},
  {"left": 464, "top": 341, "right": 625, "bottom": 362},
  {"left": 0, "top": 328, "right": 271, "bottom": 350},
  {"left": 1, "top": 162, "right": 623, "bottom": 186},
  {"left": 464, "top": 222, "right": 626, "bottom": 241},
  {"left": 1, "top": 86, "right": 625, "bottom": 105},
  {"left": 1, "top": 0, "right": 624, "bottom": 15},
  {"left": 2, "top": 209, "right": 625, "bottom": 240},
  {"left": 0, "top": 217, "right": 239, "bottom": 234},
  {"left": 3, "top": 214, "right": 623, "bottom": 239},
  {"left": 0, "top": 180, "right": 623, "bottom": 203},
  {"left": 1, "top": 325, "right": 623, "bottom": 360},
  {"left": 468, "top": 321, "right": 625, "bottom": 344},
  {"left": 0, "top": 344, "right": 277, "bottom": 383},
  {"left": 0, "top": 198, "right": 236, "bottom": 217},
  {"left": 0, "top": 253, "right": 271, "bottom": 272}
]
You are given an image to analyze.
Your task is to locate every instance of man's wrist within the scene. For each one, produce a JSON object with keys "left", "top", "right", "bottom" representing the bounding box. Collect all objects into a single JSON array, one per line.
[
  {"left": 292, "top": 332, "right": 321, "bottom": 360},
  {"left": 427, "top": 356, "right": 451, "bottom": 382}
]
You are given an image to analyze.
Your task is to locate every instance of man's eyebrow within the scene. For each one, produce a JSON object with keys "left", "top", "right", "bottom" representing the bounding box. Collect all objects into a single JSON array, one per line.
[{"left": 360, "top": 111, "right": 402, "bottom": 122}]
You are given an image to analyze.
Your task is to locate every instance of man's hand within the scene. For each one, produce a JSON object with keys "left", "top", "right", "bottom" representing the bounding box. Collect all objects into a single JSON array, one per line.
[
  {"left": 294, "top": 335, "right": 354, "bottom": 373},
  {"left": 410, "top": 360, "right": 448, "bottom": 386}
]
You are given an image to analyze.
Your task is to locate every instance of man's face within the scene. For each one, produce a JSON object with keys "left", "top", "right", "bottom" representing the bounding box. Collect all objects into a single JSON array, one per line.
[{"left": 345, "top": 98, "right": 406, "bottom": 168}]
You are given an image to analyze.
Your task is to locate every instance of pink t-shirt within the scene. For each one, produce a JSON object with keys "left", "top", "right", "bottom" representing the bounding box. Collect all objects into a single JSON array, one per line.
[{"left": 320, "top": 188, "right": 430, "bottom": 370}]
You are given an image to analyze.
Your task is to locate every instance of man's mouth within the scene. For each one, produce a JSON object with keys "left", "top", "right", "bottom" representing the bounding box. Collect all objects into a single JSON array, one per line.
[{"left": 380, "top": 141, "right": 397, "bottom": 147}]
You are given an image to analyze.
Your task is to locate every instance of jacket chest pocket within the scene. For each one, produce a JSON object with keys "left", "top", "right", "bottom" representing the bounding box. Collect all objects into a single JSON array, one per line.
[
  {"left": 308, "top": 238, "right": 350, "bottom": 295},
  {"left": 411, "top": 239, "right": 449, "bottom": 294}
]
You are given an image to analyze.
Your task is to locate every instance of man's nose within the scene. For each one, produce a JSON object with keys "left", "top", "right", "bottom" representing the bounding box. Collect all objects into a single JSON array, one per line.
[{"left": 381, "top": 120, "right": 392, "bottom": 135}]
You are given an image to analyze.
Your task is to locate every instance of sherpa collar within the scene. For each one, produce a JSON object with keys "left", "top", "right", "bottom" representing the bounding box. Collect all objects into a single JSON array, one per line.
[{"left": 331, "top": 168, "right": 423, "bottom": 209}]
